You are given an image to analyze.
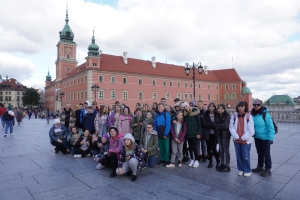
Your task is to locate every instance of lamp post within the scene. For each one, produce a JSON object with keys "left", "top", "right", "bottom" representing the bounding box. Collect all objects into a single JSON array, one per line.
[
  {"left": 184, "top": 62, "right": 207, "bottom": 101},
  {"left": 60, "top": 90, "right": 65, "bottom": 108},
  {"left": 91, "top": 83, "right": 100, "bottom": 105}
]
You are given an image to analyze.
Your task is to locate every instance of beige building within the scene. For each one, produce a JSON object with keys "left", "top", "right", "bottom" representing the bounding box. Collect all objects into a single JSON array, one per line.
[{"left": 0, "top": 77, "right": 27, "bottom": 108}]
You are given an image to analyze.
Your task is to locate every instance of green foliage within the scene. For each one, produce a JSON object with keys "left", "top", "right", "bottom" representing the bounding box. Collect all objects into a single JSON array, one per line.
[{"left": 22, "top": 88, "right": 41, "bottom": 107}]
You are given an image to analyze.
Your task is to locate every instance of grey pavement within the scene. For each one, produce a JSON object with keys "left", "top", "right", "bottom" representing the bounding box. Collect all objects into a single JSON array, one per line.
[{"left": 0, "top": 118, "right": 300, "bottom": 200}]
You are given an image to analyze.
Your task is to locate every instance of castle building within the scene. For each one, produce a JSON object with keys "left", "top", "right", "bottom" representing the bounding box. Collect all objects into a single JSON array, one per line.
[{"left": 45, "top": 7, "right": 252, "bottom": 111}]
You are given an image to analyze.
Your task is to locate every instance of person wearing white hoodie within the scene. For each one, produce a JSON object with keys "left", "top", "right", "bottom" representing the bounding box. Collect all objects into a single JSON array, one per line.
[
  {"left": 229, "top": 101, "right": 254, "bottom": 177},
  {"left": 116, "top": 133, "right": 143, "bottom": 182}
]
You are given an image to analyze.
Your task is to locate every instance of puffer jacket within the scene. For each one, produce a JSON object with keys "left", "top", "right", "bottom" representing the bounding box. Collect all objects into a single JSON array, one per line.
[
  {"left": 140, "top": 130, "right": 158, "bottom": 157},
  {"left": 214, "top": 112, "right": 231, "bottom": 137},
  {"left": 183, "top": 107, "right": 203, "bottom": 138},
  {"left": 49, "top": 124, "right": 68, "bottom": 143},
  {"left": 251, "top": 107, "right": 275, "bottom": 141}
]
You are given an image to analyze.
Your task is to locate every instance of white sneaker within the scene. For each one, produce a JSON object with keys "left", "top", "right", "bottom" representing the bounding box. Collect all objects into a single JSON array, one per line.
[
  {"left": 74, "top": 154, "right": 82, "bottom": 158},
  {"left": 11, "top": 133, "right": 14, "bottom": 135},
  {"left": 244, "top": 172, "right": 252, "bottom": 177},
  {"left": 188, "top": 160, "right": 195, "bottom": 167},
  {"left": 193, "top": 160, "right": 199, "bottom": 168},
  {"left": 166, "top": 163, "right": 175, "bottom": 168},
  {"left": 96, "top": 163, "right": 105, "bottom": 170},
  {"left": 238, "top": 171, "right": 244, "bottom": 176}
]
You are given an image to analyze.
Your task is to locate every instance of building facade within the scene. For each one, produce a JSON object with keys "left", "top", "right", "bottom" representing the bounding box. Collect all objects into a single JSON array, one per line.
[{"left": 45, "top": 8, "right": 252, "bottom": 111}]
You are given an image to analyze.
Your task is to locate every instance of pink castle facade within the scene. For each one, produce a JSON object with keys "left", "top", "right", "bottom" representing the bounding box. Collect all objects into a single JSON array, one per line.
[{"left": 45, "top": 8, "right": 252, "bottom": 111}]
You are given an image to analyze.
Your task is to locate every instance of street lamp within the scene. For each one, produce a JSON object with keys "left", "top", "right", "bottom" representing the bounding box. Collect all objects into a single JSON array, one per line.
[
  {"left": 184, "top": 62, "right": 207, "bottom": 101},
  {"left": 91, "top": 83, "right": 100, "bottom": 104}
]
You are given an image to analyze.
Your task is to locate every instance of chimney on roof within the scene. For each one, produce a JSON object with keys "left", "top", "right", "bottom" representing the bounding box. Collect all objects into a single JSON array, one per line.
[
  {"left": 152, "top": 56, "right": 156, "bottom": 68},
  {"left": 123, "top": 52, "right": 128, "bottom": 64},
  {"left": 204, "top": 66, "right": 208, "bottom": 75}
]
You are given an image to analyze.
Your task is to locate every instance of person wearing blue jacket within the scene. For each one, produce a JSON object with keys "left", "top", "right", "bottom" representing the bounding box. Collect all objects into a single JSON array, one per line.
[
  {"left": 83, "top": 106, "right": 96, "bottom": 134},
  {"left": 251, "top": 99, "right": 275, "bottom": 177},
  {"left": 154, "top": 103, "right": 171, "bottom": 166},
  {"left": 49, "top": 118, "right": 69, "bottom": 154}
]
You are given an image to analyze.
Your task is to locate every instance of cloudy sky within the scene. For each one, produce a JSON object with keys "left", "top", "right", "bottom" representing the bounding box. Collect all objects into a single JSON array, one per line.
[{"left": 0, "top": 0, "right": 300, "bottom": 100}]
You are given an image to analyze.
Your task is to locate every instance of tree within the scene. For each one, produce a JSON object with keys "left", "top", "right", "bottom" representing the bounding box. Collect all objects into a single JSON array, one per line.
[{"left": 22, "top": 88, "right": 41, "bottom": 108}]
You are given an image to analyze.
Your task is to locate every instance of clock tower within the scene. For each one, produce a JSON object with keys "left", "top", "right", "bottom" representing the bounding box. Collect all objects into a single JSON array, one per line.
[{"left": 55, "top": 4, "right": 77, "bottom": 81}]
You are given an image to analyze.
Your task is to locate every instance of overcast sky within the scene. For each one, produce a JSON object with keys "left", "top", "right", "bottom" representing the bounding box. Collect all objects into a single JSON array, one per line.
[{"left": 0, "top": 0, "right": 300, "bottom": 100}]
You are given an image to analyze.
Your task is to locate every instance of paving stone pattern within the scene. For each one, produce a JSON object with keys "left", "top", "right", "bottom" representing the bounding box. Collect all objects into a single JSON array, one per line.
[{"left": 0, "top": 118, "right": 300, "bottom": 200}]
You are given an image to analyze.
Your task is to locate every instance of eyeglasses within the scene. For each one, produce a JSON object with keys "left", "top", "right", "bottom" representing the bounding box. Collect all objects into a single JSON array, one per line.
[
  {"left": 253, "top": 104, "right": 261, "bottom": 106},
  {"left": 146, "top": 127, "right": 153, "bottom": 128}
]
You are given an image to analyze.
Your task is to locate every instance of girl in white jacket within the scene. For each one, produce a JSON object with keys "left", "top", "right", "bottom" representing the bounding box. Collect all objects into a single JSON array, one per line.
[{"left": 229, "top": 101, "right": 254, "bottom": 177}]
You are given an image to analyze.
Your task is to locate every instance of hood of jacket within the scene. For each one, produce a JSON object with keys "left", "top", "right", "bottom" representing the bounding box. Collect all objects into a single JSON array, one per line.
[
  {"left": 123, "top": 133, "right": 135, "bottom": 145},
  {"left": 146, "top": 130, "right": 158, "bottom": 136},
  {"left": 183, "top": 107, "right": 200, "bottom": 117},
  {"left": 251, "top": 106, "right": 268, "bottom": 116}
]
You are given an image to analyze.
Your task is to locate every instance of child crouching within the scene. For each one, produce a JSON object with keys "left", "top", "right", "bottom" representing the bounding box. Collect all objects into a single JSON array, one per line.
[
  {"left": 73, "top": 130, "right": 92, "bottom": 158},
  {"left": 116, "top": 133, "right": 143, "bottom": 182},
  {"left": 95, "top": 134, "right": 110, "bottom": 169}
]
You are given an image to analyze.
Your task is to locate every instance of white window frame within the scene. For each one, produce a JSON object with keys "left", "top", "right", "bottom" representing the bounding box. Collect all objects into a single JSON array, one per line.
[
  {"left": 138, "top": 78, "right": 142, "bottom": 85},
  {"left": 99, "top": 75, "right": 103, "bottom": 82},
  {"left": 152, "top": 79, "right": 156, "bottom": 86},
  {"left": 98, "top": 90, "right": 104, "bottom": 99},
  {"left": 184, "top": 93, "right": 188, "bottom": 100},
  {"left": 123, "top": 77, "right": 127, "bottom": 84},
  {"left": 122, "top": 91, "right": 128, "bottom": 100},
  {"left": 111, "top": 76, "right": 116, "bottom": 83},
  {"left": 170, "top": 81, "right": 173, "bottom": 87},
  {"left": 198, "top": 94, "right": 202, "bottom": 100},
  {"left": 111, "top": 90, "right": 117, "bottom": 100},
  {"left": 166, "top": 92, "right": 170, "bottom": 100},
  {"left": 231, "top": 93, "right": 236, "bottom": 100},
  {"left": 232, "top": 84, "right": 236, "bottom": 90},
  {"left": 138, "top": 91, "right": 143, "bottom": 100},
  {"left": 208, "top": 94, "right": 211, "bottom": 100},
  {"left": 225, "top": 84, "right": 229, "bottom": 90},
  {"left": 152, "top": 92, "right": 157, "bottom": 100},
  {"left": 190, "top": 93, "right": 193, "bottom": 100}
]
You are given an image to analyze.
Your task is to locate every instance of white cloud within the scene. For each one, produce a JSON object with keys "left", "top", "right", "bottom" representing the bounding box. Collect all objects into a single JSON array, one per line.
[{"left": 0, "top": 0, "right": 300, "bottom": 100}]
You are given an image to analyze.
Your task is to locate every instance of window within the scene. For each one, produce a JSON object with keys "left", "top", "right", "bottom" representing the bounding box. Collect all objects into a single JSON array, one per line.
[
  {"left": 67, "top": 55, "right": 70, "bottom": 59},
  {"left": 177, "top": 82, "right": 180, "bottom": 87},
  {"left": 77, "top": 92, "right": 79, "bottom": 99},
  {"left": 138, "top": 78, "right": 142, "bottom": 85},
  {"left": 80, "top": 77, "right": 83, "bottom": 83},
  {"left": 232, "top": 84, "right": 236, "bottom": 90},
  {"left": 198, "top": 94, "right": 202, "bottom": 100},
  {"left": 111, "top": 76, "right": 116, "bottom": 83},
  {"left": 152, "top": 92, "right": 157, "bottom": 100},
  {"left": 208, "top": 94, "right": 211, "bottom": 100},
  {"left": 122, "top": 91, "right": 128, "bottom": 100},
  {"left": 216, "top": 85, "right": 219, "bottom": 89},
  {"left": 185, "top": 82, "right": 187, "bottom": 88},
  {"left": 225, "top": 93, "right": 229, "bottom": 100},
  {"left": 163, "top": 80, "right": 166, "bottom": 86},
  {"left": 98, "top": 90, "right": 104, "bottom": 99},
  {"left": 190, "top": 82, "right": 193, "bottom": 88},
  {"left": 166, "top": 92, "right": 170, "bottom": 100},
  {"left": 185, "top": 93, "right": 188, "bottom": 100},
  {"left": 152, "top": 80, "right": 156, "bottom": 86},
  {"left": 99, "top": 75, "right": 103, "bottom": 82},
  {"left": 170, "top": 81, "right": 173, "bottom": 87},
  {"left": 198, "top": 83, "right": 201, "bottom": 88},
  {"left": 138, "top": 91, "right": 143, "bottom": 100},
  {"left": 216, "top": 94, "right": 219, "bottom": 100},
  {"left": 177, "top": 93, "right": 181, "bottom": 99},
  {"left": 123, "top": 77, "right": 127, "bottom": 84},
  {"left": 190, "top": 93, "right": 193, "bottom": 100},
  {"left": 85, "top": 90, "right": 87, "bottom": 99},
  {"left": 17, "top": 92, "right": 19, "bottom": 95},
  {"left": 80, "top": 91, "right": 83, "bottom": 100},
  {"left": 208, "top": 84, "right": 210, "bottom": 89},
  {"left": 73, "top": 92, "right": 75, "bottom": 100},
  {"left": 225, "top": 85, "right": 229, "bottom": 90},
  {"left": 85, "top": 75, "right": 87, "bottom": 82},
  {"left": 111, "top": 90, "right": 116, "bottom": 99},
  {"left": 231, "top": 93, "right": 236, "bottom": 100}
]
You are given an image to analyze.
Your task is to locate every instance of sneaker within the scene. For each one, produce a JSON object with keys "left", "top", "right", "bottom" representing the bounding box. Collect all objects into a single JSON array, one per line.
[
  {"left": 219, "top": 166, "right": 231, "bottom": 172},
  {"left": 244, "top": 172, "right": 252, "bottom": 177},
  {"left": 252, "top": 166, "right": 264, "bottom": 173},
  {"left": 131, "top": 175, "right": 137, "bottom": 182},
  {"left": 10, "top": 133, "right": 14, "bottom": 135},
  {"left": 4, "top": 134, "right": 7, "bottom": 137},
  {"left": 217, "top": 164, "right": 226, "bottom": 171},
  {"left": 182, "top": 156, "right": 190, "bottom": 163},
  {"left": 157, "top": 160, "right": 164, "bottom": 165},
  {"left": 163, "top": 161, "right": 171, "bottom": 166},
  {"left": 178, "top": 162, "right": 182, "bottom": 168},
  {"left": 166, "top": 163, "right": 175, "bottom": 168},
  {"left": 193, "top": 160, "right": 199, "bottom": 168},
  {"left": 261, "top": 169, "right": 271, "bottom": 177},
  {"left": 96, "top": 163, "right": 105, "bottom": 170},
  {"left": 54, "top": 148, "right": 59, "bottom": 154},
  {"left": 188, "top": 160, "right": 195, "bottom": 167},
  {"left": 110, "top": 171, "right": 117, "bottom": 178},
  {"left": 238, "top": 171, "right": 244, "bottom": 176},
  {"left": 74, "top": 154, "right": 82, "bottom": 158}
]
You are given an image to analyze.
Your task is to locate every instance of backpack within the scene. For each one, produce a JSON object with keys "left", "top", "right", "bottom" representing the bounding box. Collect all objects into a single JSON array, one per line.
[
  {"left": 233, "top": 112, "right": 250, "bottom": 124},
  {"left": 3, "top": 110, "right": 14, "bottom": 121},
  {"left": 262, "top": 112, "right": 278, "bottom": 134}
]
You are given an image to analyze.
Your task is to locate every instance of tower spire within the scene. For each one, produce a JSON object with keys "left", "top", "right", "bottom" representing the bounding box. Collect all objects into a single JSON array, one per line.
[
  {"left": 65, "top": 3, "right": 69, "bottom": 24},
  {"left": 92, "top": 26, "right": 95, "bottom": 43}
]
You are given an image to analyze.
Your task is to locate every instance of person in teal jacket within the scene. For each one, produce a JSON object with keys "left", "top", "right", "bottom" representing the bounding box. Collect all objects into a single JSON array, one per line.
[{"left": 251, "top": 99, "right": 275, "bottom": 177}]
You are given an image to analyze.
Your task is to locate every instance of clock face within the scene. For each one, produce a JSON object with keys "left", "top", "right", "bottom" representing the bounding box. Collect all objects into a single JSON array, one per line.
[{"left": 65, "top": 47, "right": 72, "bottom": 53}]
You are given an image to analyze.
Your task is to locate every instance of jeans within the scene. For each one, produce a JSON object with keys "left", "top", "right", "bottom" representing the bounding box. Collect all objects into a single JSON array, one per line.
[
  {"left": 5, "top": 120, "right": 13, "bottom": 134},
  {"left": 1, "top": 116, "right": 5, "bottom": 127},
  {"left": 46, "top": 117, "right": 50, "bottom": 123},
  {"left": 255, "top": 138, "right": 272, "bottom": 169},
  {"left": 62, "top": 140, "right": 72, "bottom": 151},
  {"left": 116, "top": 158, "right": 139, "bottom": 175},
  {"left": 171, "top": 139, "right": 183, "bottom": 163},
  {"left": 100, "top": 124, "right": 107, "bottom": 137},
  {"left": 234, "top": 143, "right": 251, "bottom": 173},
  {"left": 142, "top": 153, "right": 156, "bottom": 168},
  {"left": 218, "top": 136, "right": 231, "bottom": 167},
  {"left": 158, "top": 137, "right": 170, "bottom": 162}
]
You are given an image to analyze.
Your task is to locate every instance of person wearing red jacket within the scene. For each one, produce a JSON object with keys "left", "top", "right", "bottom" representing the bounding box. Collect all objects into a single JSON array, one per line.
[{"left": 0, "top": 103, "right": 6, "bottom": 128}]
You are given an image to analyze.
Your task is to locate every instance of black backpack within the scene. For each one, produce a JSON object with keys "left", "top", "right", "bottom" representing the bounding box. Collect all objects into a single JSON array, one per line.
[
  {"left": 262, "top": 112, "right": 278, "bottom": 134},
  {"left": 3, "top": 111, "right": 13, "bottom": 121}
]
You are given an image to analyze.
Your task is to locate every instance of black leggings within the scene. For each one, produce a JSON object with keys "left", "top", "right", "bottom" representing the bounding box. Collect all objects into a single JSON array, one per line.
[
  {"left": 206, "top": 134, "right": 219, "bottom": 161},
  {"left": 74, "top": 147, "right": 91, "bottom": 157},
  {"left": 183, "top": 140, "right": 188, "bottom": 157},
  {"left": 100, "top": 153, "right": 118, "bottom": 173},
  {"left": 187, "top": 138, "right": 199, "bottom": 161}
]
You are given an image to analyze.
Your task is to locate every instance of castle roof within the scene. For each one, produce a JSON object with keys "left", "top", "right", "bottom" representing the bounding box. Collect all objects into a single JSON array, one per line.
[{"left": 265, "top": 94, "right": 297, "bottom": 106}]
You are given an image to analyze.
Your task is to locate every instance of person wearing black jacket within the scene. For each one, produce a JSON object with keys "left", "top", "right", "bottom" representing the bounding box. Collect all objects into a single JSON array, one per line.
[
  {"left": 214, "top": 104, "right": 231, "bottom": 172},
  {"left": 73, "top": 129, "right": 92, "bottom": 158},
  {"left": 75, "top": 103, "right": 84, "bottom": 134},
  {"left": 202, "top": 103, "right": 220, "bottom": 168}
]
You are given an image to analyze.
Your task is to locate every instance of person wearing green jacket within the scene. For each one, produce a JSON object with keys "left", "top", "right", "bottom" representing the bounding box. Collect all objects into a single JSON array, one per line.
[
  {"left": 140, "top": 122, "right": 158, "bottom": 168},
  {"left": 182, "top": 102, "right": 203, "bottom": 168}
]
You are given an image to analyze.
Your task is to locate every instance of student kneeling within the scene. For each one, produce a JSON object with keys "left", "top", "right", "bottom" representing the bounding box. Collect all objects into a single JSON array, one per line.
[{"left": 116, "top": 133, "right": 143, "bottom": 182}]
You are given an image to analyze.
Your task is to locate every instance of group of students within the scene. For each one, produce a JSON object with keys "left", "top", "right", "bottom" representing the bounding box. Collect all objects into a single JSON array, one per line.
[{"left": 49, "top": 98, "right": 275, "bottom": 182}]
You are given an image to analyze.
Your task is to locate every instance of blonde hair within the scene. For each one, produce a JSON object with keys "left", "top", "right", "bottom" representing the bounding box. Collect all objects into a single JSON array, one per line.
[{"left": 124, "top": 139, "right": 134, "bottom": 150}]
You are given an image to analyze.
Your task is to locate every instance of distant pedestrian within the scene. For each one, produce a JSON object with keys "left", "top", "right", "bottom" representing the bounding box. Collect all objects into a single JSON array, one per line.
[
  {"left": 16, "top": 109, "right": 23, "bottom": 125},
  {"left": 0, "top": 103, "right": 6, "bottom": 128},
  {"left": 3, "top": 105, "right": 15, "bottom": 137}
]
